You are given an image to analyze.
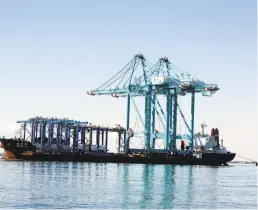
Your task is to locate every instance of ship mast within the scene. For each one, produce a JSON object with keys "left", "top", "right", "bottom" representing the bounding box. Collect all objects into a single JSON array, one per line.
[{"left": 200, "top": 122, "right": 207, "bottom": 136}]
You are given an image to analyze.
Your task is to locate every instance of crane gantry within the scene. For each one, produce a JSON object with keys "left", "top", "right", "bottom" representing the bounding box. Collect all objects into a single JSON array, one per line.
[{"left": 87, "top": 53, "right": 219, "bottom": 154}]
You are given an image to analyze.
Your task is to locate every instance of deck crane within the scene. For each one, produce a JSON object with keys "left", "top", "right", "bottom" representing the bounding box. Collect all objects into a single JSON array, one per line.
[{"left": 87, "top": 54, "right": 219, "bottom": 154}]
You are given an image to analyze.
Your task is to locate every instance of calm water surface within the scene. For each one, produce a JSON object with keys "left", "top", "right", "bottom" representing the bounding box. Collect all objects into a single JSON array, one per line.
[{"left": 0, "top": 161, "right": 256, "bottom": 209}]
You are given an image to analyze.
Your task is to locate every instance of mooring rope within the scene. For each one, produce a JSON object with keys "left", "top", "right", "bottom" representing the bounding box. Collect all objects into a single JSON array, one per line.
[{"left": 236, "top": 155, "right": 257, "bottom": 163}]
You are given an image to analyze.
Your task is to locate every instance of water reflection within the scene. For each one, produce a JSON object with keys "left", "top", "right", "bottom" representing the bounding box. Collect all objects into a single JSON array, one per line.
[
  {"left": 160, "top": 165, "right": 176, "bottom": 209},
  {"left": 122, "top": 164, "right": 129, "bottom": 208},
  {"left": 186, "top": 165, "right": 193, "bottom": 207},
  {"left": 120, "top": 164, "right": 198, "bottom": 208},
  {"left": 140, "top": 165, "right": 154, "bottom": 209},
  {"left": 207, "top": 167, "right": 219, "bottom": 208},
  {"left": 1, "top": 161, "right": 255, "bottom": 209}
]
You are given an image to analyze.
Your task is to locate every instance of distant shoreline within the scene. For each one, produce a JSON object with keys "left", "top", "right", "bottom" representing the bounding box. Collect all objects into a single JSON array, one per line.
[{"left": 229, "top": 161, "right": 257, "bottom": 164}]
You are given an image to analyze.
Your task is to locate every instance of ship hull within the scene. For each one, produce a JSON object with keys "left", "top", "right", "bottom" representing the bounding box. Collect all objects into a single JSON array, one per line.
[{"left": 0, "top": 139, "right": 235, "bottom": 166}]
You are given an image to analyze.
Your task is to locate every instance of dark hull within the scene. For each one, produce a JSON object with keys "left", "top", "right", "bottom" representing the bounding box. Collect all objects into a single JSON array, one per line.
[
  {"left": 0, "top": 139, "right": 236, "bottom": 166},
  {"left": 14, "top": 153, "right": 235, "bottom": 166}
]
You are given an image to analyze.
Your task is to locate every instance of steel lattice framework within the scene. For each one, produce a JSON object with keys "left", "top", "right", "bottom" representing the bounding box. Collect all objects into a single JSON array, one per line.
[{"left": 87, "top": 54, "right": 219, "bottom": 154}]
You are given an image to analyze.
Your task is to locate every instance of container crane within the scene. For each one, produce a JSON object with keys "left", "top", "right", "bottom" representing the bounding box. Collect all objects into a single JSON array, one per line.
[
  {"left": 16, "top": 117, "right": 88, "bottom": 151},
  {"left": 87, "top": 54, "right": 219, "bottom": 154}
]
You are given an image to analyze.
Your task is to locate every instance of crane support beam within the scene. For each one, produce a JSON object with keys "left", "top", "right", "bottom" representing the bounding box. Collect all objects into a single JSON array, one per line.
[
  {"left": 125, "top": 93, "right": 130, "bottom": 153},
  {"left": 31, "top": 120, "right": 35, "bottom": 145},
  {"left": 17, "top": 120, "right": 88, "bottom": 124},
  {"left": 169, "top": 95, "right": 173, "bottom": 132},
  {"left": 91, "top": 88, "right": 146, "bottom": 96},
  {"left": 151, "top": 99, "right": 166, "bottom": 131},
  {"left": 131, "top": 132, "right": 190, "bottom": 141},
  {"left": 40, "top": 121, "right": 45, "bottom": 150},
  {"left": 129, "top": 58, "right": 137, "bottom": 85},
  {"left": 48, "top": 122, "right": 54, "bottom": 150},
  {"left": 35, "top": 123, "right": 38, "bottom": 140},
  {"left": 165, "top": 91, "right": 172, "bottom": 150},
  {"left": 151, "top": 92, "right": 156, "bottom": 148},
  {"left": 65, "top": 124, "right": 70, "bottom": 149},
  {"left": 171, "top": 92, "right": 178, "bottom": 151},
  {"left": 129, "top": 92, "right": 145, "bottom": 127},
  {"left": 190, "top": 92, "right": 195, "bottom": 150},
  {"left": 177, "top": 104, "right": 191, "bottom": 134},
  {"left": 57, "top": 123, "right": 61, "bottom": 150},
  {"left": 81, "top": 128, "right": 85, "bottom": 145},
  {"left": 23, "top": 123, "right": 27, "bottom": 141},
  {"left": 90, "top": 86, "right": 218, "bottom": 97},
  {"left": 144, "top": 85, "right": 152, "bottom": 152}
]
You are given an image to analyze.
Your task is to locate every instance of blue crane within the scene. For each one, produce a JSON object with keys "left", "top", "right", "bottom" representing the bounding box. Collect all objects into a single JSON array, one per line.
[{"left": 87, "top": 54, "right": 219, "bottom": 154}]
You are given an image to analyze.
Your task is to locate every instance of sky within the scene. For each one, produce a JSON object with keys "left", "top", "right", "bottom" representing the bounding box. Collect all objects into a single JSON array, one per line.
[{"left": 0, "top": 0, "right": 257, "bottom": 161}]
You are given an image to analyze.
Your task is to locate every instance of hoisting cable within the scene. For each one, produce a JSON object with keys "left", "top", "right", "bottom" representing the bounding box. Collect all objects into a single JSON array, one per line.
[
  {"left": 170, "top": 63, "right": 207, "bottom": 88},
  {"left": 236, "top": 155, "right": 257, "bottom": 166},
  {"left": 123, "top": 62, "right": 140, "bottom": 87},
  {"left": 95, "top": 58, "right": 134, "bottom": 90},
  {"left": 100, "top": 61, "right": 134, "bottom": 90},
  {"left": 135, "top": 60, "right": 159, "bottom": 83},
  {"left": 115, "top": 62, "right": 135, "bottom": 88}
]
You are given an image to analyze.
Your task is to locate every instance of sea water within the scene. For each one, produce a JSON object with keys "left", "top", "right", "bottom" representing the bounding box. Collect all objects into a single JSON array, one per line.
[{"left": 0, "top": 161, "right": 256, "bottom": 209}]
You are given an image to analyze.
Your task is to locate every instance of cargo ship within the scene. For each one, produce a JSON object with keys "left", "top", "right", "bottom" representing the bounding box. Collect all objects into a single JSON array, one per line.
[
  {"left": 0, "top": 140, "right": 235, "bottom": 166},
  {"left": 0, "top": 122, "right": 235, "bottom": 166},
  {"left": 0, "top": 55, "right": 237, "bottom": 166}
]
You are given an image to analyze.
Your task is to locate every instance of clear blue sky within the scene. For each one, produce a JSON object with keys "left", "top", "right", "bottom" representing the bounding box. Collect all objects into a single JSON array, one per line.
[{"left": 0, "top": 0, "right": 256, "bottom": 160}]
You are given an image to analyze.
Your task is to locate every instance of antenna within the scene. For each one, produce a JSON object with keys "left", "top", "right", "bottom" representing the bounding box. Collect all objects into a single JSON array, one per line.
[{"left": 201, "top": 122, "right": 207, "bottom": 136}]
